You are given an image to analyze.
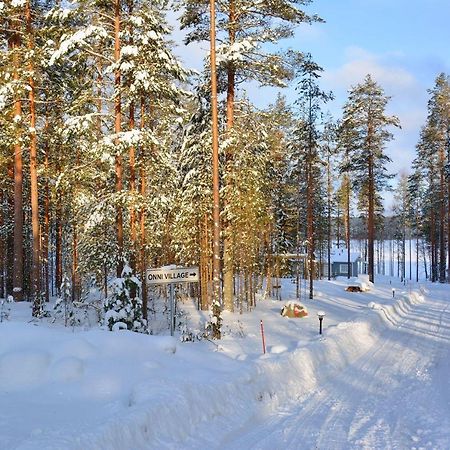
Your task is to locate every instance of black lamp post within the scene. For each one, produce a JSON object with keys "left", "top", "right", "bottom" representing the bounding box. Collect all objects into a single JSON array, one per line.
[{"left": 317, "top": 311, "right": 325, "bottom": 335}]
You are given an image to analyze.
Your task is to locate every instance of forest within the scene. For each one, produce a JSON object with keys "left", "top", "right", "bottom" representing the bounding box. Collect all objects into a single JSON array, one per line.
[{"left": 0, "top": 0, "right": 449, "bottom": 336}]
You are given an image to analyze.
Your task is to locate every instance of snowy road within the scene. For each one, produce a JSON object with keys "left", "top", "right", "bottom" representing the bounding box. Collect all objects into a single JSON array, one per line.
[{"left": 223, "top": 285, "right": 450, "bottom": 450}]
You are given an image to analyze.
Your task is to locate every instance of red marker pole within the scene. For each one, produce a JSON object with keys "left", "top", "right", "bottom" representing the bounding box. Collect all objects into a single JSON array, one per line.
[{"left": 260, "top": 320, "right": 266, "bottom": 354}]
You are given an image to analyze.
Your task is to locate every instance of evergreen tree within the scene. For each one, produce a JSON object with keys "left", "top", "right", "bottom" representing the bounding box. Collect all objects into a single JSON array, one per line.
[
  {"left": 181, "top": 0, "right": 323, "bottom": 311},
  {"left": 413, "top": 74, "right": 450, "bottom": 283},
  {"left": 103, "top": 264, "right": 146, "bottom": 332},
  {"left": 339, "top": 75, "right": 400, "bottom": 283},
  {"left": 291, "top": 54, "right": 332, "bottom": 298}
]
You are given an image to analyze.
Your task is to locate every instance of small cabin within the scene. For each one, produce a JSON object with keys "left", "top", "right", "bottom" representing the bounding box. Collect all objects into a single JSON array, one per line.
[{"left": 322, "top": 250, "right": 363, "bottom": 278}]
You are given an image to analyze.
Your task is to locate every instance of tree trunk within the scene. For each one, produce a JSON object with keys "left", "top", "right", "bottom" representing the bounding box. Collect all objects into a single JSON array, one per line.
[
  {"left": 307, "top": 159, "right": 314, "bottom": 299},
  {"left": 6, "top": 177, "right": 14, "bottom": 297},
  {"left": 12, "top": 17, "right": 24, "bottom": 302},
  {"left": 327, "top": 152, "right": 332, "bottom": 280},
  {"left": 336, "top": 205, "right": 341, "bottom": 249},
  {"left": 416, "top": 234, "right": 419, "bottom": 282},
  {"left": 222, "top": 0, "right": 236, "bottom": 312},
  {"left": 55, "top": 201, "right": 63, "bottom": 293},
  {"left": 344, "top": 176, "right": 351, "bottom": 279},
  {"left": 139, "top": 98, "right": 147, "bottom": 319},
  {"left": 129, "top": 102, "right": 137, "bottom": 272},
  {"left": 128, "top": 2, "right": 137, "bottom": 274},
  {"left": 209, "top": 0, "right": 221, "bottom": 312},
  {"left": 200, "top": 214, "right": 210, "bottom": 310},
  {"left": 43, "top": 135, "right": 50, "bottom": 302},
  {"left": 409, "top": 230, "right": 412, "bottom": 280},
  {"left": 27, "top": 0, "right": 41, "bottom": 314},
  {"left": 439, "top": 149, "right": 446, "bottom": 282},
  {"left": 430, "top": 210, "right": 436, "bottom": 282},
  {"left": 422, "top": 240, "right": 428, "bottom": 280},
  {"left": 367, "top": 125, "right": 375, "bottom": 284},
  {"left": 72, "top": 225, "right": 79, "bottom": 302},
  {"left": 0, "top": 191, "right": 4, "bottom": 299},
  {"left": 446, "top": 123, "right": 450, "bottom": 283},
  {"left": 114, "top": 0, "right": 123, "bottom": 277}
]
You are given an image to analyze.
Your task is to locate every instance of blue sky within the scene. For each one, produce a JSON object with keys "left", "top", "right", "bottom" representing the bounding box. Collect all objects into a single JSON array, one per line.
[
  {"left": 291, "top": 0, "right": 450, "bottom": 208},
  {"left": 171, "top": 0, "right": 450, "bottom": 211}
]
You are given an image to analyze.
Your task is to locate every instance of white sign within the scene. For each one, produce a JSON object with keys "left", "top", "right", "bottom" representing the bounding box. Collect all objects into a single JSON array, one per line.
[{"left": 146, "top": 267, "right": 199, "bottom": 285}]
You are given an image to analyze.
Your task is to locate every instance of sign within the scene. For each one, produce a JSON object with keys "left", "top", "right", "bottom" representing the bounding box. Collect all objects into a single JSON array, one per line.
[{"left": 146, "top": 267, "right": 199, "bottom": 285}]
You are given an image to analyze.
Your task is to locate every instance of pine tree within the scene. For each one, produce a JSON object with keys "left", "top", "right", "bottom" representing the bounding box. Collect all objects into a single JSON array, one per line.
[
  {"left": 291, "top": 54, "right": 332, "bottom": 298},
  {"left": 392, "top": 173, "right": 413, "bottom": 281},
  {"left": 182, "top": 0, "right": 323, "bottom": 311},
  {"left": 103, "top": 264, "right": 146, "bottom": 332},
  {"left": 46, "top": 0, "right": 189, "bottom": 300},
  {"left": 339, "top": 75, "right": 400, "bottom": 283},
  {"left": 413, "top": 74, "right": 450, "bottom": 283},
  {"left": 321, "top": 117, "right": 338, "bottom": 280}
]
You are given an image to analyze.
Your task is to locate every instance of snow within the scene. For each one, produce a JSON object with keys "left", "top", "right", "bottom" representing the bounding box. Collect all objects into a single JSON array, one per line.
[
  {"left": 346, "top": 275, "right": 374, "bottom": 291},
  {"left": 329, "top": 248, "right": 361, "bottom": 262},
  {"left": 1, "top": 278, "right": 449, "bottom": 449},
  {"left": 49, "top": 26, "right": 108, "bottom": 66}
]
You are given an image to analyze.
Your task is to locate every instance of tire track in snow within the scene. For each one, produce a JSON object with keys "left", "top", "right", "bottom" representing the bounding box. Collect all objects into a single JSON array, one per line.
[{"left": 221, "top": 287, "right": 450, "bottom": 450}]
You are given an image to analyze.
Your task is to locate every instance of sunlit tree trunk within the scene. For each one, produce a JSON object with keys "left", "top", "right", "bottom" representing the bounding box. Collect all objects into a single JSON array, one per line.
[
  {"left": 326, "top": 151, "right": 332, "bottom": 280},
  {"left": 114, "top": 0, "right": 124, "bottom": 277},
  {"left": 139, "top": 99, "right": 147, "bottom": 318},
  {"left": 439, "top": 148, "right": 446, "bottom": 282},
  {"left": 342, "top": 175, "right": 351, "bottom": 279},
  {"left": 209, "top": 0, "right": 222, "bottom": 338},
  {"left": 223, "top": 0, "right": 236, "bottom": 312},
  {"left": 430, "top": 209, "right": 436, "bottom": 282},
  {"left": 129, "top": 102, "right": 137, "bottom": 271},
  {"left": 128, "top": 0, "right": 137, "bottom": 274},
  {"left": 367, "top": 122, "right": 375, "bottom": 283},
  {"left": 43, "top": 121, "right": 50, "bottom": 302},
  {"left": 27, "top": 0, "right": 41, "bottom": 314},
  {"left": 11, "top": 15, "right": 24, "bottom": 302},
  {"left": 307, "top": 154, "right": 314, "bottom": 298}
]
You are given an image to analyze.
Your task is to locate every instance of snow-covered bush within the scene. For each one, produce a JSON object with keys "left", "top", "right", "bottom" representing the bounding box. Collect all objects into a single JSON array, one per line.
[
  {"left": 53, "top": 274, "right": 78, "bottom": 326},
  {"left": 0, "top": 295, "right": 13, "bottom": 323},
  {"left": 205, "top": 300, "right": 222, "bottom": 339},
  {"left": 103, "top": 265, "right": 147, "bottom": 333}
]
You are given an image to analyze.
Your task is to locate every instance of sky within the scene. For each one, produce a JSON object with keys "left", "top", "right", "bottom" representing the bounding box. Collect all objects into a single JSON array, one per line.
[{"left": 170, "top": 0, "right": 450, "bottom": 212}]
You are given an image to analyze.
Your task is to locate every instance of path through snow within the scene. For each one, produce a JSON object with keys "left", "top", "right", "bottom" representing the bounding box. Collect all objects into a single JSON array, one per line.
[{"left": 222, "top": 285, "right": 450, "bottom": 450}]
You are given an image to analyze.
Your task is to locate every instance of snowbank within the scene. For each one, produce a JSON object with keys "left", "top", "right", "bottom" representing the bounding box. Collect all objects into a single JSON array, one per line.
[{"left": 0, "top": 283, "right": 427, "bottom": 449}]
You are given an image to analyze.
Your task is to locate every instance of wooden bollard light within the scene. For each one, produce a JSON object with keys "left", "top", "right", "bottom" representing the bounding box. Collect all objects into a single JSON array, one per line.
[{"left": 317, "top": 311, "right": 325, "bottom": 335}]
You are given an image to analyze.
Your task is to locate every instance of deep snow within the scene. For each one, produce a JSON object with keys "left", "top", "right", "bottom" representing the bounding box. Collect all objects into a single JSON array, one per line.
[{"left": 0, "top": 276, "right": 449, "bottom": 449}]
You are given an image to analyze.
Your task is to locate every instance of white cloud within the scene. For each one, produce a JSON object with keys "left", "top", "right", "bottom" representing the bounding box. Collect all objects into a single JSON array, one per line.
[{"left": 323, "top": 46, "right": 417, "bottom": 93}]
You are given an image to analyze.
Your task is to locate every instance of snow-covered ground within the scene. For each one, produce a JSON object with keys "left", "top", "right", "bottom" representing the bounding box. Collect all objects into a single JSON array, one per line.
[{"left": 1, "top": 276, "right": 449, "bottom": 449}]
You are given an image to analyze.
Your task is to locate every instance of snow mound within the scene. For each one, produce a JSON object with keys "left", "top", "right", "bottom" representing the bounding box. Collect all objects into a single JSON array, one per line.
[
  {"left": 270, "top": 345, "right": 288, "bottom": 354},
  {"left": 0, "top": 350, "right": 50, "bottom": 390},
  {"left": 346, "top": 277, "right": 373, "bottom": 292},
  {"left": 51, "top": 357, "right": 84, "bottom": 382},
  {"left": 55, "top": 338, "right": 97, "bottom": 360}
]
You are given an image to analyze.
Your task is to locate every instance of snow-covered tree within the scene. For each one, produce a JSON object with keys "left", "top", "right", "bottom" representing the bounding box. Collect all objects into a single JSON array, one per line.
[
  {"left": 103, "top": 264, "right": 146, "bottom": 332},
  {"left": 182, "top": 0, "right": 323, "bottom": 311}
]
